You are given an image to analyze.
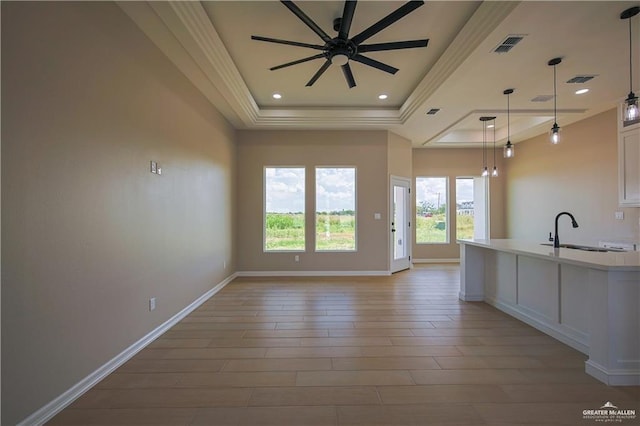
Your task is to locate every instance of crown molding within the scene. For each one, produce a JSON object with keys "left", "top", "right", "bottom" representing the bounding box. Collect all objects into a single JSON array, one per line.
[
  {"left": 120, "top": 1, "right": 522, "bottom": 131},
  {"left": 158, "top": 1, "right": 259, "bottom": 125}
]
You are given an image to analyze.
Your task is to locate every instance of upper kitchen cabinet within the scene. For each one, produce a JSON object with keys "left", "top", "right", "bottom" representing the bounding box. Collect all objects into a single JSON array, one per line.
[{"left": 618, "top": 104, "right": 640, "bottom": 207}]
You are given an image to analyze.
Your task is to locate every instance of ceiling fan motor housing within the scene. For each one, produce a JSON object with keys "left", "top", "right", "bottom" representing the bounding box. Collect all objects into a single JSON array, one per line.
[{"left": 327, "top": 39, "right": 358, "bottom": 64}]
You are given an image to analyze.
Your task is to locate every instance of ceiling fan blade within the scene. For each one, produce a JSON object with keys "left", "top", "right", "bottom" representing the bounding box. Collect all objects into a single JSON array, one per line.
[
  {"left": 281, "top": 1, "right": 331, "bottom": 43},
  {"left": 270, "top": 53, "right": 326, "bottom": 71},
  {"left": 351, "top": 1, "right": 424, "bottom": 45},
  {"left": 338, "top": 1, "right": 357, "bottom": 40},
  {"left": 251, "top": 35, "right": 325, "bottom": 51},
  {"left": 341, "top": 63, "right": 356, "bottom": 88},
  {"left": 359, "top": 39, "right": 429, "bottom": 52},
  {"left": 306, "top": 60, "right": 332, "bottom": 86},
  {"left": 351, "top": 54, "right": 398, "bottom": 75}
]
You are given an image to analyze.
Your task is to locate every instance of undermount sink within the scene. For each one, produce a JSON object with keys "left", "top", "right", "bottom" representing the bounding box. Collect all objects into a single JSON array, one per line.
[{"left": 540, "top": 243, "right": 624, "bottom": 252}]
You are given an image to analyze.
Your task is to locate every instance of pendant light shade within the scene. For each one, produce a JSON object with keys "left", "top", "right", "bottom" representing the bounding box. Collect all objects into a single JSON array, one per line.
[
  {"left": 621, "top": 7, "right": 640, "bottom": 124},
  {"left": 625, "top": 95, "right": 639, "bottom": 122},
  {"left": 503, "top": 89, "right": 515, "bottom": 158},
  {"left": 549, "top": 122, "right": 561, "bottom": 144},
  {"left": 480, "top": 116, "right": 494, "bottom": 177},
  {"left": 548, "top": 57, "right": 562, "bottom": 144},
  {"left": 504, "top": 141, "right": 514, "bottom": 158}
]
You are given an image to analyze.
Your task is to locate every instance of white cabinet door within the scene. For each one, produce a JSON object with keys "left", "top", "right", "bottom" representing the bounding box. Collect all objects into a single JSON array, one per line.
[{"left": 619, "top": 123, "right": 640, "bottom": 207}]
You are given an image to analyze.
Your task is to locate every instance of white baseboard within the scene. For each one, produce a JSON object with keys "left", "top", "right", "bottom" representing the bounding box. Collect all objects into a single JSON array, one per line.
[
  {"left": 458, "top": 291, "right": 484, "bottom": 302},
  {"left": 487, "top": 297, "right": 589, "bottom": 355},
  {"left": 585, "top": 360, "right": 640, "bottom": 386},
  {"left": 236, "top": 270, "right": 391, "bottom": 277},
  {"left": 412, "top": 258, "right": 460, "bottom": 264},
  {"left": 18, "top": 273, "right": 237, "bottom": 426}
]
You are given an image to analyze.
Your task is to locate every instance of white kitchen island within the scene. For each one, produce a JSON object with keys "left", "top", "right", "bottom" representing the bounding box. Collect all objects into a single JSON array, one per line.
[{"left": 458, "top": 239, "right": 640, "bottom": 386}]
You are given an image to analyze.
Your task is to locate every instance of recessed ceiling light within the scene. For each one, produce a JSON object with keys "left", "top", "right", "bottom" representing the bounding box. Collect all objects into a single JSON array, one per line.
[
  {"left": 272, "top": 93, "right": 282, "bottom": 99},
  {"left": 575, "top": 88, "right": 589, "bottom": 95},
  {"left": 378, "top": 94, "right": 388, "bottom": 100},
  {"left": 487, "top": 124, "right": 495, "bottom": 128}
]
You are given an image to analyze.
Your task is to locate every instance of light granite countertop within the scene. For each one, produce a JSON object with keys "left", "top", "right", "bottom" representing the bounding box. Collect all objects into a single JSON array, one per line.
[{"left": 458, "top": 239, "right": 640, "bottom": 271}]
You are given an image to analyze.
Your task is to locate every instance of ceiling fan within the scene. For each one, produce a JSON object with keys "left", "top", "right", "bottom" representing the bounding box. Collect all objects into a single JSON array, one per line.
[{"left": 251, "top": 1, "right": 429, "bottom": 89}]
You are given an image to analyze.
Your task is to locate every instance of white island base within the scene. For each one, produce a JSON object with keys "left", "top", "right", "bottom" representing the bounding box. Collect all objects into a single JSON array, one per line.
[{"left": 459, "top": 239, "right": 640, "bottom": 386}]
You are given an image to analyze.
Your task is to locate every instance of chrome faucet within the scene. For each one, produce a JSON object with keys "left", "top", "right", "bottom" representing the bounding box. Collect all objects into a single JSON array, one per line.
[{"left": 554, "top": 212, "right": 579, "bottom": 248}]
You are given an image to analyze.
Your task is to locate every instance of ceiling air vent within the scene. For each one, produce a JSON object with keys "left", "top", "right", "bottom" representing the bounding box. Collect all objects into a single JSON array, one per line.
[
  {"left": 426, "top": 108, "right": 440, "bottom": 115},
  {"left": 531, "top": 94, "right": 554, "bottom": 102},
  {"left": 566, "top": 75, "right": 596, "bottom": 84},
  {"left": 493, "top": 35, "right": 525, "bottom": 53}
]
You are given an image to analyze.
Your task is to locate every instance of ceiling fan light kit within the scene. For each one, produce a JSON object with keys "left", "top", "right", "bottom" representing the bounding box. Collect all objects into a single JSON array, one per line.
[{"left": 252, "top": 0, "right": 429, "bottom": 89}]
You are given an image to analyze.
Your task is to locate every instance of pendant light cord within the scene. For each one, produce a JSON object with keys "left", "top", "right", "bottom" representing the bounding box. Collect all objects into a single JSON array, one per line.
[
  {"left": 630, "top": 17, "right": 634, "bottom": 93},
  {"left": 507, "top": 94, "right": 510, "bottom": 139},
  {"left": 483, "top": 122, "right": 486, "bottom": 167},
  {"left": 553, "top": 64, "right": 557, "bottom": 124},
  {"left": 493, "top": 120, "right": 496, "bottom": 167}
]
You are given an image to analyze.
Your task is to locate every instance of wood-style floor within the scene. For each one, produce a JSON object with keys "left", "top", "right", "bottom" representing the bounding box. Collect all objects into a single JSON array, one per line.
[{"left": 49, "top": 265, "right": 639, "bottom": 425}]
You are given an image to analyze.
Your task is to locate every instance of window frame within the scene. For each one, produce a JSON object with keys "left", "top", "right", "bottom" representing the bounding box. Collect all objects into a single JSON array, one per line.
[
  {"left": 415, "top": 176, "right": 450, "bottom": 245},
  {"left": 314, "top": 166, "right": 358, "bottom": 252},
  {"left": 455, "top": 176, "right": 475, "bottom": 241},
  {"left": 263, "top": 166, "right": 306, "bottom": 252}
]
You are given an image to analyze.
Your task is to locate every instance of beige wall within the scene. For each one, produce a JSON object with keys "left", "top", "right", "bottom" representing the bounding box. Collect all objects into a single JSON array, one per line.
[
  {"left": 505, "top": 109, "right": 640, "bottom": 245},
  {"left": 412, "top": 148, "right": 506, "bottom": 260},
  {"left": 236, "top": 130, "right": 390, "bottom": 272},
  {"left": 1, "top": 3, "right": 236, "bottom": 424},
  {"left": 388, "top": 132, "right": 413, "bottom": 179}
]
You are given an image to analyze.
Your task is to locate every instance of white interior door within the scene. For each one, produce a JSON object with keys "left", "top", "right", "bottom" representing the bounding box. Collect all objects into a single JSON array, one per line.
[{"left": 391, "top": 177, "right": 411, "bottom": 273}]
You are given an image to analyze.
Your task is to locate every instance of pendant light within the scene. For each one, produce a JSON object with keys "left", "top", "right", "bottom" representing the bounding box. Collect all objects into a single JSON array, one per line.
[
  {"left": 548, "top": 57, "right": 562, "bottom": 144},
  {"left": 621, "top": 7, "right": 640, "bottom": 124},
  {"left": 480, "top": 116, "right": 494, "bottom": 177},
  {"left": 503, "top": 89, "right": 515, "bottom": 158},
  {"left": 491, "top": 118, "right": 498, "bottom": 177}
]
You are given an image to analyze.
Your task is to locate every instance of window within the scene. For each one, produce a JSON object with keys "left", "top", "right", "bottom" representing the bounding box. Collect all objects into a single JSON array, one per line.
[
  {"left": 455, "top": 178, "right": 475, "bottom": 239},
  {"left": 315, "top": 167, "right": 356, "bottom": 251},
  {"left": 415, "top": 177, "right": 448, "bottom": 244},
  {"left": 456, "top": 176, "right": 489, "bottom": 240},
  {"left": 264, "top": 167, "right": 305, "bottom": 251}
]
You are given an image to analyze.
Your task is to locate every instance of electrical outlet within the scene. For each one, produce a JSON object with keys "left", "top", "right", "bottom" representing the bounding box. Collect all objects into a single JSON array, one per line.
[
  {"left": 294, "top": 255, "right": 299, "bottom": 262},
  {"left": 149, "top": 297, "right": 156, "bottom": 311},
  {"left": 615, "top": 211, "right": 624, "bottom": 220}
]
